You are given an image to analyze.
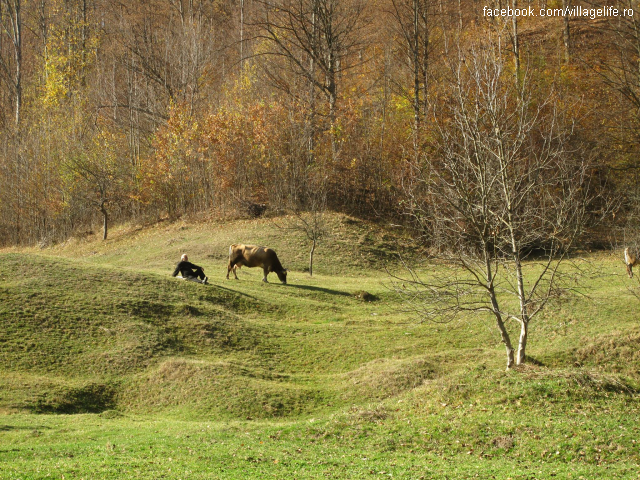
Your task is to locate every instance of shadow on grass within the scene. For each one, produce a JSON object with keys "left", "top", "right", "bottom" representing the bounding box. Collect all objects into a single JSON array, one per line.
[
  {"left": 213, "top": 284, "right": 261, "bottom": 301},
  {"left": 0, "top": 425, "right": 51, "bottom": 431},
  {"left": 286, "top": 284, "right": 352, "bottom": 297}
]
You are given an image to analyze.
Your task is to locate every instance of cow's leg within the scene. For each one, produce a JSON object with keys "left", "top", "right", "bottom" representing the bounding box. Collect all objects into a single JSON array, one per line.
[
  {"left": 627, "top": 264, "right": 634, "bottom": 278},
  {"left": 262, "top": 266, "right": 269, "bottom": 283},
  {"left": 232, "top": 261, "right": 242, "bottom": 279},
  {"left": 227, "top": 261, "right": 238, "bottom": 280}
]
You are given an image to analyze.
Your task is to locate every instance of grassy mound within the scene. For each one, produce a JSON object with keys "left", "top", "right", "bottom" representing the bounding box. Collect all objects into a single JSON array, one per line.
[
  {"left": 1, "top": 215, "right": 640, "bottom": 478},
  {"left": 0, "top": 218, "right": 433, "bottom": 418},
  {"left": 0, "top": 252, "right": 290, "bottom": 415},
  {"left": 119, "top": 358, "right": 328, "bottom": 419},
  {"left": 37, "top": 213, "right": 419, "bottom": 277}
]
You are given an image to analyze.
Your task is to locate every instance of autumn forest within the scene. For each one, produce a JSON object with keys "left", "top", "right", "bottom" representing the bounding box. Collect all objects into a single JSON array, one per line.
[{"left": 0, "top": 0, "right": 638, "bottom": 249}]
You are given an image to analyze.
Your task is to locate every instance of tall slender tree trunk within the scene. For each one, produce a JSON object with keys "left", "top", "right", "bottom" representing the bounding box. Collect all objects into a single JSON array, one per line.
[
  {"left": 81, "top": 0, "right": 87, "bottom": 86},
  {"left": 326, "top": 2, "right": 338, "bottom": 162},
  {"left": 422, "top": 1, "right": 429, "bottom": 116},
  {"left": 328, "top": 91, "right": 337, "bottom": 159},
  {"left": 630, "top": 1, "right": 640, "bottom": 81},
  {"left": 513, "top": 257, "right": 530, "bottom": 364},
  {"left": 4, "top": 0, "right": 23, "bottom": 127},
  {"left": 100, "top": 200, "right": 108, "bottom": 240},
  {"left": 485, "top": 248, "right": 515, "bottom": 369},
  {"left": 307, "top": 0, "right": 319, "bottom": 168},
  {"left": 517, "top": 318, "right": 528, "bottom": 365},
  {"left": 412, "top": 0, "right": 420, "bottom": 155},
  {"left": 511, "top": 0, "right": 520, "bottom": 84},
  {"left": 240, "top": 0, "right": 245, "bottom": 74},
  {"left": 15, "top": 45, "right": 21, "bottom": 126},
  {"left": 327, "top": 68, "right": 337, "bottom": 161},
  {"left": 562, "top": 0, "right": 570, "bottom": 62},
  {"left": 309, "top": 238, "right": 316, "bottom": 276},
  {"left": 505, "top": 192, "right": 530, "bottom": 365}
]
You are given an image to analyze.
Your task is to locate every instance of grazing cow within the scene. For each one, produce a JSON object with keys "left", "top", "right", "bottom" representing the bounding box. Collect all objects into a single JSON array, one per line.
[
  {"left": 227, "top": 244, "right": 287, "bottom": 284},
  {"left": 625, "top": 247, "right": 638, "bottom": 278}
]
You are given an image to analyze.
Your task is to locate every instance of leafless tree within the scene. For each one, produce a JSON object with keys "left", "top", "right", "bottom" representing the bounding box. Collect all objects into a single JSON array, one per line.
[
  {"left": 0, "top": 0, "right": 21, "bottom": 127},
  {"left": 562, "top": 0, "right": 571, "bottom": 62},
  {"left": 98, "top": 0, "right": 228, "bottom": 158},
  {"left": 275, "top": 188, "right": 328, "bottom": 276},
  {"left": 388, "top": 0, "right": 436, "bottom": 152},
  {"left": 0, "top": 0, "right": 23, "bottom": 246},
  {"left": 510, "top": 0, "right": 519, "bottom": 82},
  {"left": 394, "top": 38, "right": 594, "bottom": 369},
  {"left": 63, "top": 126, "right": 130, "bottom": 241},
  {"left": 254, "top": 0, "right": 369, "bottom": 160},
  {"left": 583, "top": 1, "right": 640, "bottom": 196}
]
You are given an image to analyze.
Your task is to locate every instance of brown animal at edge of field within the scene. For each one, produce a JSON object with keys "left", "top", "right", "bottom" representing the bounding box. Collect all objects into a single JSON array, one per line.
[{"left": 625, "top": 247, "right": 638, "bottom": 278}]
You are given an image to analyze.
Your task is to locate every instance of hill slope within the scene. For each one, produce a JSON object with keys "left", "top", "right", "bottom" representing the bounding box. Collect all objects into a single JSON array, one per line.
[
  {"left": 1, "top": 215, "right": 640, "bottom": 478},
  {"left": 0, "top": 216, "right": 449, "bottom": 418}
]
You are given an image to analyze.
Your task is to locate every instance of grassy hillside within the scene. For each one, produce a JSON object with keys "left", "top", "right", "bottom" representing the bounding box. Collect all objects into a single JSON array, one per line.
[
  {"left": 36, "top": 214, "right": 410, "bottom": 276},
  {"left": 1, "top": 214, "right": 639, "bottom": 478}
]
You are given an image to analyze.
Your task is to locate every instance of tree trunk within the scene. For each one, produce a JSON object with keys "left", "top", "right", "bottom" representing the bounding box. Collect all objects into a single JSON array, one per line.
[
  {"left": 422, "top": 0, "right": 429, "bottom": 117},
  {"left": 328, "top": 81, "right": 337, "bottom": 161},
  {"left": 307, "top": 1, "right": 318, "bottom": 167},
  {"left": 4, "top": 0, "right": 23, "bottom": 127},
  {"left": 510, "top": 224, "right": 529, "bottom": 364},
  {"left": 327, "top": 17, "right": 338, "bottom": 161},
  {"left": 490, "top": 289, "right": 515, "bottom": 369},
  {"left": 511, "top": 0, "right": 520, "bottom": 84},
  {"left": 240, "top": 0, "right": 245, "bottom": 74},
  {"left": 516, "top": 319, "right": 528, "bottom": 365},
  {"left": 100, "top": 201, "right": 108, "bottom": 240},
  {"left": 485, "top": 251, "right": 515, "bottom": 369},
  {"left": 309, "top": 239, "right": 316, "bottom": 276},
  {"left": 514, "top": 259, "right": 530, "bottom": 364},
  {"left": 81, "top": 0, "right": 87, "bottom": 86},
  {"left": 412, "top": 0, "right": 420, "bottom": 154},
  {"left": 562, "top": 0, "right": 570, "bottom": 63}
]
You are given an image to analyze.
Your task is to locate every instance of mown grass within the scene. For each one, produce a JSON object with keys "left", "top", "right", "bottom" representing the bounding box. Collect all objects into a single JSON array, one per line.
[{"left": 1, "top": 214, "right": 639, "bottom": 478}]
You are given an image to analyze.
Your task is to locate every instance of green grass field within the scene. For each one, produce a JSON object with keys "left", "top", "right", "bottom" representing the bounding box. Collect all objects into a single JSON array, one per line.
[{"left": 1, "top": 214, "right": 639, "bottom": 479}]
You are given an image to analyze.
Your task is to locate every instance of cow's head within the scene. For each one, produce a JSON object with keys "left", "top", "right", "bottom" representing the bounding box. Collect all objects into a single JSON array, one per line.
[{"left": 276, "top": 268, "right": 287, "bottom": 284}]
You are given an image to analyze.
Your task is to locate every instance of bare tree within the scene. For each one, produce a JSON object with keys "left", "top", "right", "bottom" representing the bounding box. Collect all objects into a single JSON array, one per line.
[
  {"left": 99, "top": 0, "right": 228, "bottom": 150},
  {"left": 63, "top": 127, "right": 130, "bottom": 241},
  {"left": 394, "top": 39, "right": 594, "bottom": 369},
  {"left": 584, "top": 0, "right": 640, "bottom": 193},
  {"left": 254, "top": 0, "right": 369, "bottom": 160},
  {"left": 275, "top": 188, "right": 328, "bottom": 276},
  {"left": 562, "top": 0, "right": 571, "bottom": 62},
  {"left": 0, "top": 0, "right": 21, "bottom": 127},
  {"left": 388, "top": 0, "right": 435, "bottom": 152}
]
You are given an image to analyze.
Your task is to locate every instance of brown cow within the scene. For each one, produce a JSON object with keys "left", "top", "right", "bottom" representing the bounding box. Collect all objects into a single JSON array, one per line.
[
  {"left": 625, "top": 247, "right": 638, "bottom": 278},
  {"left": 227, "top": 244, "right": 287, "bottom": 284}
]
